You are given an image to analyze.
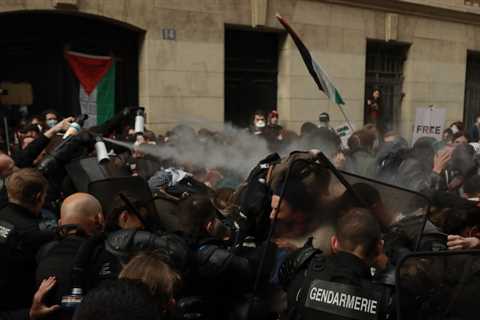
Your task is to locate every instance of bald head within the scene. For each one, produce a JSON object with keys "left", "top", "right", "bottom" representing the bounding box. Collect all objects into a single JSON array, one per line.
[
  {"left": 60, "top": 193, "right": 103, "bottom": 235},
  {"left": 0, "top": 154, "right": 15, "bottom": 177}
]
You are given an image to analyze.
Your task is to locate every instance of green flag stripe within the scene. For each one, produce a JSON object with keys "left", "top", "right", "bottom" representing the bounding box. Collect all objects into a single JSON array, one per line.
[
  {"left": 335, "top": 89, "right": 345, "bottom": 106},
  {"left": 96, "top": 63, "right": 115, "bottom": 125}
]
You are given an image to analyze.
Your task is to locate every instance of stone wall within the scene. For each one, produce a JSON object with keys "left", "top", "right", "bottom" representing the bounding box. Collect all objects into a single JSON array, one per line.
[
  {"left": 277, "top": 1, "right": 381, "bottom": 132},
  {"left": 399, "top": 15, "right": 468, "bottom": 139},
  {"left": 2, "top": 0, "right": 480, "bottom": 138},
  {"left": 402, "top": 0, "right": 480, "bottom": 12}
]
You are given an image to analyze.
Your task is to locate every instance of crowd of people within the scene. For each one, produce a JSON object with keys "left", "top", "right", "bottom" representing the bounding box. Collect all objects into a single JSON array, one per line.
[{"left": 0, "top": 106, "right": 479, "bottom": 320}]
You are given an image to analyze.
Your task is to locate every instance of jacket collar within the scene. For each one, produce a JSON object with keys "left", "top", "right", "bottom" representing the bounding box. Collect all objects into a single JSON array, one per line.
[
  {"left": 332, "top": 251, "right": 372, "bottom": 279},
  {"left": 6, "top": 202, "right": 37, "bottom": 219}
]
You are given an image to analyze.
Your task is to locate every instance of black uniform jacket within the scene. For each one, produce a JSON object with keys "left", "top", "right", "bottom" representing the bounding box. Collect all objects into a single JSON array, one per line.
[{"left": 0, "top": 203, "right": 55, "bottom": 309}]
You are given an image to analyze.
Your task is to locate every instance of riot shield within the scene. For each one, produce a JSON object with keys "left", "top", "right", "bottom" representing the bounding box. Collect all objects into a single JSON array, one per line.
[
  {"left": 249, "top": 152, "right": 433, "bottom": 253},
  {"left": 88, "top": 176, "right": 159, "bottom": 229},
  {"left": 396, "top": 250, "right": 480, "bottom": 320},
  {"left": 338, "top": 170, "right": 433, "bottom": 251},
  {"left": 66, "top": 157, "right": 130, "bottom": 192}
]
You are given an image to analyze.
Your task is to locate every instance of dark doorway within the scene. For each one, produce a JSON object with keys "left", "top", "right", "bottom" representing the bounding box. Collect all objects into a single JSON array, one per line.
[
  {"left": 225, "top": 27, "right": 280, "bottom": 128},
  {"left": 464, "top": 51, "right": 480, "bottom": 132},
  {"left": 364, "top": 40, "right": 409, "bottom": 132},
  {"left": 0, "top": 11, "right": 142, "bottom": 120}
]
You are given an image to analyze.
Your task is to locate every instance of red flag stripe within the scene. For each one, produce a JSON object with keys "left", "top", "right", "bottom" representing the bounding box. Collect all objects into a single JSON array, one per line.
[{"left": 65, "top": 51, "right": 113, "bottom": 95}]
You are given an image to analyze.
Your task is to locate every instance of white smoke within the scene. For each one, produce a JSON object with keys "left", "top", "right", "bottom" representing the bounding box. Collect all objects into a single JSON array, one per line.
[{"left": 104, "top": 119, "right": 338, "bottom": 178}]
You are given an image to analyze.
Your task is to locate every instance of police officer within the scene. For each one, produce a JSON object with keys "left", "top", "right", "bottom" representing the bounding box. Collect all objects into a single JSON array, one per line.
[
  {"left": 90, "top": 190, "right": 188, "bottom": 286},
  {"left": 176, "top": 194, "right": 263, "bottom": 319},
  {"left": 35, "top": 192, "right": 104, "bottom": 313},
  {"left": 279, "top": 208, "right": 391, "bottom": 320},
  {"left": 0, "top": 168, "right": 55, "bottom": 310}
]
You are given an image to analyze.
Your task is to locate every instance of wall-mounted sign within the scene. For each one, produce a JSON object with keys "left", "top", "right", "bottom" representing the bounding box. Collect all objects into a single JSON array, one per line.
[{"left": 162, "top": 28, "right": 176, "bottom": 41}]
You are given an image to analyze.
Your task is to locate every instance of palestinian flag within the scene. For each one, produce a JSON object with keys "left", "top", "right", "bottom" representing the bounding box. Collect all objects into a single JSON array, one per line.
[
  {"left": 65, "top": 51, "right": 115, "bottom": 128},
  {"left": 276, "top": 14, "right": 345, "bottom": 106}
]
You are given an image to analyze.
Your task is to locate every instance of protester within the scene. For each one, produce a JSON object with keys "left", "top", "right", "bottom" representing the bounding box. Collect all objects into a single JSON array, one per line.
[
  {"left": 267, "top": 110, "right": 281, "bottom": 129},
  {"left": 452, "top": 131, "right": 469, "bottom": 145},
  {"left": 396, "top": 137, "right": 449, "bottom": 192},
  {"left": 318, "top": 112, "right": 335, "bottom": 133},
  {"left": 119, "top": 250, "right": 181, "bottom": 316},
  {"left": 72, "top": 279, "right": 161, "bottom": 320},
  {"left": 345, "top": 129, "right": 376, "bottom": 177},
  {"left": 265, "top": 110, "right": 284, "bottom": 150},
  {"left": 29, "top": 115, "right": 45, "bottom": 133},
  {"left": 300, "top": 121, "right": 317, "bottom": 137},
  {"left": 470, "top": 113, "right": 480, "bottom": 142},
  {"left": 13, "top": 117, "right": 73, "bottom": 169},
  {"left": 249, "top": 110, "right": 267, "bottom": 136},
  {"left": 0, "top": 277, "right": 61, "bottom": 320},
  {"left": 1, "top": 102, "right": 480, "bottom": 319},
  {"left": 366, "top": 88, "right": 382, "bottom": 127},
  {"left": 449, "top": 121, "right": 465, "bottom": 134},
  {"left": 43, "top": 110, "right": 60, "bottom": 129}
]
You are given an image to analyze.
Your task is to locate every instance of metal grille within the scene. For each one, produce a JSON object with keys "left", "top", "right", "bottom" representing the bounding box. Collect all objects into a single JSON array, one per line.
[
  {"left": 464, "top": 51, "right": 480, "bottom": 131},
  {"left": 365, "top": 41, "right": 410, "bottom": 132}
]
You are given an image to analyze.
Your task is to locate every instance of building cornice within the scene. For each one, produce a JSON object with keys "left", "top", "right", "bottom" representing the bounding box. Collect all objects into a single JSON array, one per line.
[{"left": 319, "top": 0, "right": 480, "bottom": 26}]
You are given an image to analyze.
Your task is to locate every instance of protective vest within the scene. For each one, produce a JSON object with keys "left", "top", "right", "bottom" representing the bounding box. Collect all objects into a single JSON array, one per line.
[{"left": 294, "top": 254, "right": 390, "bottom": 320}]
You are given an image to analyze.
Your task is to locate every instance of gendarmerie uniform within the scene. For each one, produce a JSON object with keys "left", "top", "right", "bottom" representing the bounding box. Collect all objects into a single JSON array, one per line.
[
  {"left": 0, "top": 203, "right": 55, "bottom": 309},
  {"left": 280, "top": 250, "right": 390, "bottom": 320}
]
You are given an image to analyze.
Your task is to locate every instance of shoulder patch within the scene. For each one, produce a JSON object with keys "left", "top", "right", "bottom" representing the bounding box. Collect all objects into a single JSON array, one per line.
[{"left": 0, "top": 220, "right": 15, "bottom": 244}]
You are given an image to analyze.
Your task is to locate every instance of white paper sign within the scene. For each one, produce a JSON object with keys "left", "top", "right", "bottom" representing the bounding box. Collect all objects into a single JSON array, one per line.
[
  {"left": 335, "top": 123, "right": 354, "bottom": 149},
  {"left": 412, "top": 107, "right": 446, "bottom": 144}
]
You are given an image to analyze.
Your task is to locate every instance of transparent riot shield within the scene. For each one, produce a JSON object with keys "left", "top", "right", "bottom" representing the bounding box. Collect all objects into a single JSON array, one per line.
[
  {"left": 396, "top": 250, "right": 480, "bottom": 320},
  {"left": 255, "top": 152, "right": 434, "bottom": 253},
  {"left": 338, "top": 170, "right": 433, "bottom": 251}
]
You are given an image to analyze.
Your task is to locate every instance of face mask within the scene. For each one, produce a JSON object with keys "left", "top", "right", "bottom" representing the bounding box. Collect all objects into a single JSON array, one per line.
[
  {"left": 46, "top": 119, "right": 58, "bottom": 128},
  {"left": 255, "top": 120, "right": 266, "bottom": 128}
]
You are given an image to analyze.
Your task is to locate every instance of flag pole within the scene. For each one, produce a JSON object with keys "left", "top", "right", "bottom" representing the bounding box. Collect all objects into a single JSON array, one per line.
[
  {"left": 275, "top": 13, "right": 355, "bottom": 134},
  {"left": 337, "top": 104, "right": 355, "bottom": 132}
]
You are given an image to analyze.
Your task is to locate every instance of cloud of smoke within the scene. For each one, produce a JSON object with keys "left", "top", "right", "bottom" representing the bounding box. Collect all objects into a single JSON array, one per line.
[
  {"left": 106, "top": 124, "right": 270, "bottom": 177},
  {"left": 104, "top": 118, "right": 339, "bottom": 178}
]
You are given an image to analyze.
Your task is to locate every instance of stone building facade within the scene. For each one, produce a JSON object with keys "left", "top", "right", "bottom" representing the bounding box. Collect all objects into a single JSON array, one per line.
[{"left": 2, "top": 0, "right": 480, "bottom": 140}]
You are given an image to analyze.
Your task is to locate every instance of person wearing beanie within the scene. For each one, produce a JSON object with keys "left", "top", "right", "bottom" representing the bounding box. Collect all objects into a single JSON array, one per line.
[{"left": 318, "top": 112, "right": 336, "bottom": 134}]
